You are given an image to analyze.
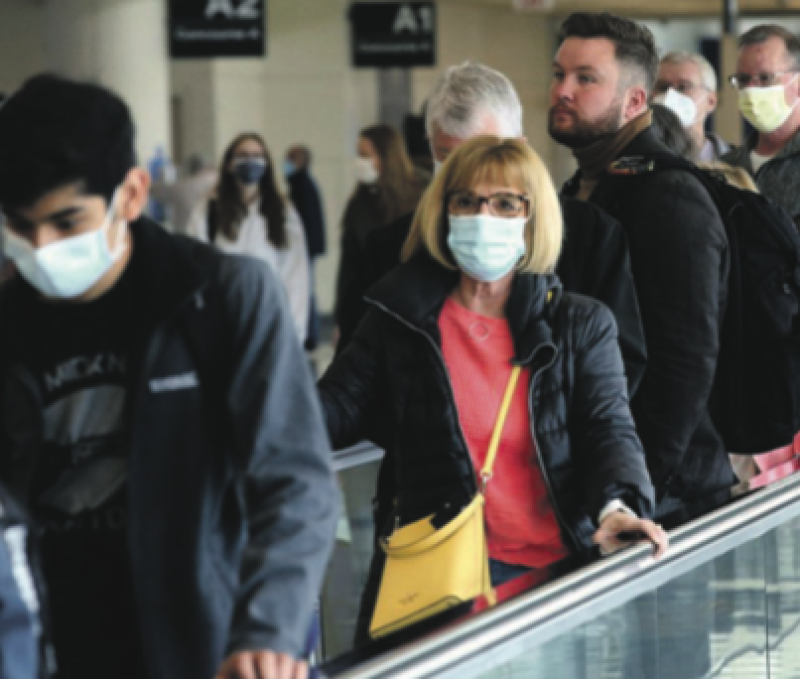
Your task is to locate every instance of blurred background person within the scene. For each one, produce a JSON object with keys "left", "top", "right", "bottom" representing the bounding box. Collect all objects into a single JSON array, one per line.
[
  {"left": 653, "top": 51, "right": 730, "bottom": 161},
  {"left": 285, "top": 144, "right": 327, "bottom": 351},
  {"left": 334, "top": 124, "right": 427, "bottom": 354},
  {"left": 187, "top": 132, "right": 309, "bottom": 344},
  {"left": 150, "top": 154, "right": 217, "bottom": 235},
  {"left": 334, "top": 124, "right": 427, "bottom": 351}
]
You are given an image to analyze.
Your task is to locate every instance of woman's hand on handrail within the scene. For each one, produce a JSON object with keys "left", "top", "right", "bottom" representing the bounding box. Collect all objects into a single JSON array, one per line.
[{"left": 593, "top": 512, "right": 669, "bottom": 559}]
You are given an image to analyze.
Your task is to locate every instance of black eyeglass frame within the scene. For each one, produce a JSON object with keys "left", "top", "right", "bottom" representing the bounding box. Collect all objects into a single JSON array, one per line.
[
  {"left": 446, "top": 190, "right": 531, "bottom": 218},
  {"left": 727, "top": 70, "right": 799, "bottom": 89}
]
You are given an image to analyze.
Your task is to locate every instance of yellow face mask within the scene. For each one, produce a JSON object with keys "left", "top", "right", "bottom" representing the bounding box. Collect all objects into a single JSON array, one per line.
[{"left": 738, "top": 75, "right": 798, "bottom": 133}]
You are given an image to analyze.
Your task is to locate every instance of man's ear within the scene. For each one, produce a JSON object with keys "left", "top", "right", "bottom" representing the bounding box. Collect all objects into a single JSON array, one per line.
[
  {"left": 119, "top": 168, "right": 151, "bottom": 222},
  {"left": 706, "top": 89, "right": 718, "bottom": 113},
  {"left": 624, "top": 85, "right": 649, "bottom": 122}
]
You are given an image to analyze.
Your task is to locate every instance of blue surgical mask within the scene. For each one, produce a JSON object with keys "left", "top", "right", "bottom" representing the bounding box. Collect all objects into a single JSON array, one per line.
[
  {"left": 447, "top": 214, "right": 527, "bottom": 282},
  {"left": 3, "top": 188, "right": 127, "bottom": 299},
  {"left": 232, "top": 157, "right": 267, "bottom": 185},
  {"left": 283, "top": 159, "right": 297, "bottom": 176}
]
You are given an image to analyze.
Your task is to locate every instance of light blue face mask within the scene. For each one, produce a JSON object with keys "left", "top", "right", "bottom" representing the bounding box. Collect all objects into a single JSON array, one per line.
[
  {"left": 447, "top": 214, "right": 527, "bottom": 283},
  {"left": 2, "top": 188, "right": 126, "bottom": 299}
]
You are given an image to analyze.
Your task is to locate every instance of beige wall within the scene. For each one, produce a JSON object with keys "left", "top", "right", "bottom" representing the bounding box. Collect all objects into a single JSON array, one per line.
[{"left": 0, "top": 0, "right": 47, "bottom": 93}]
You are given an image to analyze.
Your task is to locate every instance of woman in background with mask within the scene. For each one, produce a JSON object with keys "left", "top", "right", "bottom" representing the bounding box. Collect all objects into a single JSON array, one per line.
[
  {"left": 319, "top": 136, "right": 667, "bottom": 640},
  {"left": 186, "top": 132, "right": 309, "bottom": 342},
  {"left": 334, "top": 124, "right": 426, "bottom": 352}
]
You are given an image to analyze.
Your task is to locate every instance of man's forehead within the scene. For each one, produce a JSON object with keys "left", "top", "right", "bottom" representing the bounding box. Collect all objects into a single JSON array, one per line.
[
  {"left": 658, "top": 61, "right": 701, "bottom": 83},
  {"left": 738, "top": 36, "right": 791, "bottom": 67},
  {"left": 556, "top": 36, "right": 618, "bottom": 65},
  {"left": 6, "top": 182, "right": 96, "bottom": 220}
]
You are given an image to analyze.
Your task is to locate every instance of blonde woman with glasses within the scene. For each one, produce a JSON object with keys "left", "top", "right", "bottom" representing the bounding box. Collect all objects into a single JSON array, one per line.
[{"left": 319, "top": 136, "right": 667, "bottom": 640}]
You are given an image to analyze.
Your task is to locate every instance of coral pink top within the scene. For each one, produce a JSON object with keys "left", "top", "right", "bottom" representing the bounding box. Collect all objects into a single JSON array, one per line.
[{"left": 439, "top": 297, "right": 569, "bottom": 568}]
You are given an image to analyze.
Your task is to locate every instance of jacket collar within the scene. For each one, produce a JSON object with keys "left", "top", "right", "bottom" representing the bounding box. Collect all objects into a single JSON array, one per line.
[
  {"left": 127, "top": 217, "right": 210, "bottom": 330},
  {"left": 364, "top": 253, "right": 562, "bottom": 365},
  {"left": 563, "top": 126, "right": 671, "bottom": 195},
  {"left": 563, "top": 127, "right": 675, "bottom": 199}
]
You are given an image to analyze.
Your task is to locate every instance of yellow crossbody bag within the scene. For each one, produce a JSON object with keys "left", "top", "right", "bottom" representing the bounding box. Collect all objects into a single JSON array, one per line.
[{"left": 369, "top": 366, "right": 522, "bottom": 639}]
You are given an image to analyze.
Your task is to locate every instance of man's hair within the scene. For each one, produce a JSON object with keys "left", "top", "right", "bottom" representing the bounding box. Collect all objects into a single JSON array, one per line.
[
  {"left": 0, "top": 74, "right": 136, "bottom": 209},
  {"left": 559, "top": 13, "right": 659, "bottom": 95},
  {"left": 660, "top": 51, "right": 718, "bottom": 91},
  {"left": 650, "top": 103, "right": 697, "bottom": 160},
  {"left": 425, "top": 61, "right": 523, "bottom": 139},
  {"left": 739, "top": 25, "right": 800, "bottom": 70}
]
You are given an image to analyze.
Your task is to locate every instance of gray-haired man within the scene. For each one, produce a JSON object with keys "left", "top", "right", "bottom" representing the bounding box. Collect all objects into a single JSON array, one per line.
[
  {"left": 723, "top": 24, "right": 800, "bottom": 226},
  {"left": 653, "top": 51, "right": 730, "bottom": 161},
  {"left": 345, "top": 61, "right": 647, "bottom": 394}
]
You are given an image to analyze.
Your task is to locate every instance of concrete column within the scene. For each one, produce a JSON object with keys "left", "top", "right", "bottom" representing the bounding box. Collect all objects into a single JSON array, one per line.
[{"left": 43, "top": 0, "right": 172, "bottom": 166}]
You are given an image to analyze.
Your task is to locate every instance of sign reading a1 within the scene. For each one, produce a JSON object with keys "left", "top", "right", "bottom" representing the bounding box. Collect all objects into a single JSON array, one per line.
[
  {"left": 349, "top": 2, "right": 436, "bottom": 68},
  {"left": 169, "top": 0, "right": 266, "bottom": 59}
]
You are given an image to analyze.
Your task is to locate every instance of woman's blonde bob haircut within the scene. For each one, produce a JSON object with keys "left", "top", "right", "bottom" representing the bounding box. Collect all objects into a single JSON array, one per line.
[{"left": 401, "top": 136, "right": 563, "bottom": 275}]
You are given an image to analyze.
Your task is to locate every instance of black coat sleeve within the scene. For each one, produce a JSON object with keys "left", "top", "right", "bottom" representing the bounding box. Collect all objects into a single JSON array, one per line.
[
  {"left": 558, "top": 198, "right": 647, "bottom": 397},
  {"left": 567, "top": 299, "right": 656, "bottom": 520},
  {"left": 319, "top": 309, "right": 389, "bottom": 450},
  {"left": 621, "top": 174, "right": 728, "bottom": 493}
]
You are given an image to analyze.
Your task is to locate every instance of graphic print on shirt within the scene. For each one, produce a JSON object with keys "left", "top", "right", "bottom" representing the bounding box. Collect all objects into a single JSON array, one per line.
[{"left": 35, "top": 352, "right": 128, "bottom": 534}]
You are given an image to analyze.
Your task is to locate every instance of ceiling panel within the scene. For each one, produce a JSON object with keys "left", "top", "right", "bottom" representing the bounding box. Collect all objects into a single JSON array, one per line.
[{"left": 440, "top": 0, "right": 800, "bottom": 17}]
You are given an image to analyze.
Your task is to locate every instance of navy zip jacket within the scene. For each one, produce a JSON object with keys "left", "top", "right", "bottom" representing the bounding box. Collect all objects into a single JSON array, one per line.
[{"left": 0, "top": 218, "right": 338, "bottom": 678}]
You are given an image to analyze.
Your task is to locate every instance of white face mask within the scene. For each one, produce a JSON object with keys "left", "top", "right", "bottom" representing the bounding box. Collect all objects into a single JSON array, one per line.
[
  {"left": 355, "top": 157, "right": 379, "bottom": 185},
  {"left": 653, "top": 88, "right": 698, "bottom": 127},
  {"left": 2, "top": 188, "right": 127, "bottom": 299},
  {"left": 447, "top": 214, "right": 527, "bottom": 283},
  {"left": 433, "top": 159, "right": 444, "bottom": 176},
  {"left": 738, "top": 76, "right": 799, "bottom": 133}
]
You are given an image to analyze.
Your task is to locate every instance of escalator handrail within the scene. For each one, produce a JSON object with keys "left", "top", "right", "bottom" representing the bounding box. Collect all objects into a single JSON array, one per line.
[
  {"left": 329, "top": 471, "right": 800, "bottom": 678},
  {"left": 332, "top": 441, "right": 384, "bottom": 472}
]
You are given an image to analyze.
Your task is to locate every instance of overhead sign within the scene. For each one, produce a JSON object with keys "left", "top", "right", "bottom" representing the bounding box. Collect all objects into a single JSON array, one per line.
[
  {"left": 512, "top": 0, "right": 555, "bottom": 9},
  {"left": 169, "top": 0, "right": 266, "bottom": 59},
  {"left": 349, "top": 2, "right": 436, "bottom": 68}
]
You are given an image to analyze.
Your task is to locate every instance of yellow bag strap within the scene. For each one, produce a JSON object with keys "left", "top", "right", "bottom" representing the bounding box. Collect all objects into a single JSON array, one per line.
[{"left": 479, "top": 365, "right": 522, "bottom": 493}]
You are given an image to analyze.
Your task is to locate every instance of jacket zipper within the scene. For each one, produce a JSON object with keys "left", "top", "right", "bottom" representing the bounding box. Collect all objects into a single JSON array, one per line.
[
  {"left": 365, "top": 299, "right": 479, "bottom": 503},
  {"left": 526, "top": 353, "right": 580, "bottom": 553},
  {"left": 128, "top": 287, "right": 206, "bottom": 677},
  {"left": 366, "top": 297, "right": 577, "bottom": 551}
]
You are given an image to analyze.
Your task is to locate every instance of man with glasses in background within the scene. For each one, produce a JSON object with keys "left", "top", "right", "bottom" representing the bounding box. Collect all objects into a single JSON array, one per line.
[
  {"left": 723, "top": 25, "right": 800, "bottom": 225},
  {"left": 653, "top": 51, "right": 730, "bottom": 161}
]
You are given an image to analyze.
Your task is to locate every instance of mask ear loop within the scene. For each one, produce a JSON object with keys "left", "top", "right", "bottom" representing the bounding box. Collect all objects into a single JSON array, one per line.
[{"left": 103, "top": 187, "right": 128, "bottom": 260}]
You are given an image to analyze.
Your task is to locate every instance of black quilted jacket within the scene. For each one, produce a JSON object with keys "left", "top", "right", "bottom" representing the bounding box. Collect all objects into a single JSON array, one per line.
[{"left": 319, "top": 253, "right": 655, "bottom": 557}]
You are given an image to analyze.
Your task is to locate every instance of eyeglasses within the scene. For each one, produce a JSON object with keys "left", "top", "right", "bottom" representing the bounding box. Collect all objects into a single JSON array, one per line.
[
  {"left": 653, "top": 81, "right": 703, "bottom": 96},
  {"left": 728, "top": 71, "right": 797, "bottom": 89},
  {"left": 447, "top": 191, "right": 529, "bottom": 218}
]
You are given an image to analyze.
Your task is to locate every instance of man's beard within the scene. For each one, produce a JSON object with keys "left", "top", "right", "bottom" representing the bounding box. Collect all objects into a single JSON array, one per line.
[{"left": 547, "top": 99, "right": 625, "bottom": 149}]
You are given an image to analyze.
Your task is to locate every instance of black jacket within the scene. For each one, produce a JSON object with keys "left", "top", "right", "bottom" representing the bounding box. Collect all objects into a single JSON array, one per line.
[
  {"left": 0, "top": 219, "right": 337, "bottom": 679},
  {"left": 350, "top": 197, "right": 647, "bottom": 394},
  {"left": 562, "top": 127, "right": 734, "bottom": 502},
  {"left": 320, "top": 253, "right": 655, "bottom": 556},
  {"left": 335, "top": 187, "right": 385, "bottom": 351},
  {"left": 287, "top": 168, "right": 326, "bottom": 258}
]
